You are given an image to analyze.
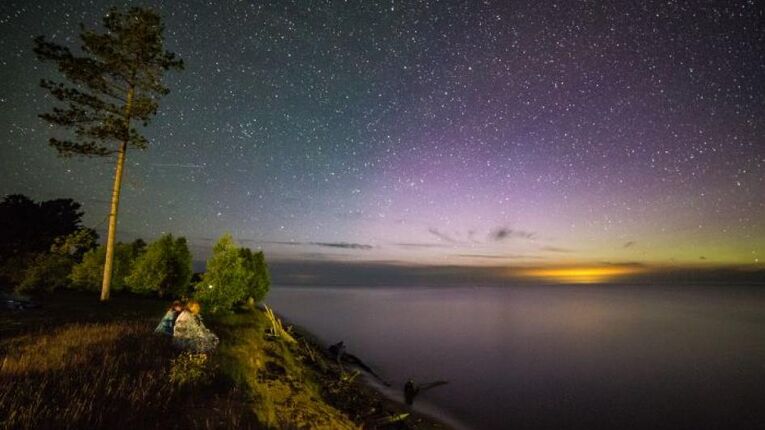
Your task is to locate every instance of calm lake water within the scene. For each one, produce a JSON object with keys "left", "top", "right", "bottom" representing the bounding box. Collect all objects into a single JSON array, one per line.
[{"left": 265, "top": 285, "right": 765, "bottom": 430}]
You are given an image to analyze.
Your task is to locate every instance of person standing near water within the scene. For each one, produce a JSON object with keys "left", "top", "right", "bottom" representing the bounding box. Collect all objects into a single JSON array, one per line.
[{"left": 404, "top": 379, "right": 449, "bottom": 406}]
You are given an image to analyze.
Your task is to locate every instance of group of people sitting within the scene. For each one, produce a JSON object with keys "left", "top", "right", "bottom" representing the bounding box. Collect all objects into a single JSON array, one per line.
[{"left": 155, "top": 299, "right": 219, "bottom": 353}]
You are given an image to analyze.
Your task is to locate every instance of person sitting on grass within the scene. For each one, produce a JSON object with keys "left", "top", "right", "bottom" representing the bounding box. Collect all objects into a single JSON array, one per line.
[
  {"left": 154, "top": 300, "right": 184, "bottom": 335},
  {"left": 173, "top": 300, "right": 219, "bottom": 353}
]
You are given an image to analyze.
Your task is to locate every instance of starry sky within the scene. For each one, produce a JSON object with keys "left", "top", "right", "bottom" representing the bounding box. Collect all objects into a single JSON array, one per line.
[{"left": 0, "top": 0, "right": 763, "bottom": 283}]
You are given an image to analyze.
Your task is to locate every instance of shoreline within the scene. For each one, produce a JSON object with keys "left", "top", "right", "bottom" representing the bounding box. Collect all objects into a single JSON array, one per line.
[
  {"left": 361, "top": 374, "right": 470, "bottom": 430},
  {"left": 274, "top": 309, "right": 459, "bottom": 429},
  {"left": 1, "top": 290, "right": 457, "bottom": 429}
]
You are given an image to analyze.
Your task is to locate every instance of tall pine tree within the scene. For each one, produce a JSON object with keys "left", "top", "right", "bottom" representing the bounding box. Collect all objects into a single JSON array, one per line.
[{"left": 35, "top": 7, "right": 183, "bottom": 300}]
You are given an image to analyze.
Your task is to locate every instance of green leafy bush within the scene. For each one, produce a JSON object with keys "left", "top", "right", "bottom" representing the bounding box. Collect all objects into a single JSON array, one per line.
[
  {"left": 17, "top": 253, "right": 74, "bottom": 293},
  {"left": 50, "top": 228, "right": 98, "bottom": 260},
  {"left": 194, "top": 234, "right": 270, "bottom": 313},
  {"left": 70, "top": 240, "right": 145, "bottom": 292},
  {"left": 169, "top": 352, "right": 211, "bottom": 387},
  {"left": 125, "top": 234, "right": 192, "bottom": 297},
  {"left": 15, "top": 228, "right": 98, "bottom": 293}
]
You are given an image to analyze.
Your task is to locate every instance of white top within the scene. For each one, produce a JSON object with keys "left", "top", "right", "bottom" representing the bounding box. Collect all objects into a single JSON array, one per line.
[{"left": 173, "top": 310, "right": 219, "bottom": 352}]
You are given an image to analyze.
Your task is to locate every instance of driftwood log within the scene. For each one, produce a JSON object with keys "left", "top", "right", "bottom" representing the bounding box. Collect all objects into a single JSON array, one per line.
[
  {"left": 329, "top": 341, "right": 390, "bottom": 386},
  {"left": 404, "top": 379, "right": 449, "bottom": 406}
]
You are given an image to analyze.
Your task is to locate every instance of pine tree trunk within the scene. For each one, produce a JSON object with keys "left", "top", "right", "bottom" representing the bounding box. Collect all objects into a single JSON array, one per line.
[
  {"left": 100, "top": 141, "right": 127, "bottom": 301},
  {"left": 100, "top": 87, "right": 134, "bottom": 301}
]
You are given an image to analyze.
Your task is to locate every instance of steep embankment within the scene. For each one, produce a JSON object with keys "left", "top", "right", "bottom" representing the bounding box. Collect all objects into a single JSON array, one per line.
[
  {"left": 213, "top": 310, "right": 358, "bottom": 429},
  {"left": 0, "top": 291, "right": 448, "bottom": 429}
]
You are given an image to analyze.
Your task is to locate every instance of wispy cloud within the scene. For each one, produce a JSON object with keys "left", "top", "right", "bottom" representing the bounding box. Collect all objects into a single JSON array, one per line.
[
  {"left": 261, "top": 240, "right": 373, "bottom": 250},
  {"left": 395, "top": 242, "right": 452, "bottom": 249},
  {"left": 261, "top": 240, "right": 303, "bottom": 246},
  {"left": 490, "top": 227, "right": 536, "bottom": 241},
  {"left": 540, "top": 246, "right": 573, "bottom": 253},
  {"left": 428, "top": 227, "right": 458, "bottom": 243},
  {"left": 455, "top": 254, "right": 542, "bottom": 260},
  {"left": 312, "top": 242, "right": 373, "bottom": 250}
]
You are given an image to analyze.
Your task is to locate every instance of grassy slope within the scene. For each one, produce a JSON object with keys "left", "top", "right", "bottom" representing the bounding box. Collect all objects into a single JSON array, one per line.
[
  {"left": 0, "top": 291, "right": 448, "bottom": 430},
  {"left": 213, "top": 312, "right": 357, "bottom": 429}
]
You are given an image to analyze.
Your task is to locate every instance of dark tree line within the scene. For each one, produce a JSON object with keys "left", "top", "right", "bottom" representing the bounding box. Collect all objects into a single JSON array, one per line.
[
  {"left": 1, "top": 194, "right": 270, "bottom": 311},
  {"left": 0, "top": 194, "right": 92, "bottom": 285},
  {"left": 0, "top": 194, "right": 85, "bottom": 258}
]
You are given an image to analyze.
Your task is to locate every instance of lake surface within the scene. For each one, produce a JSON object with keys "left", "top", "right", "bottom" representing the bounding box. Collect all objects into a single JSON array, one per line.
[{"left": 265, "top": 285, "right": 765, "bottom": 430}]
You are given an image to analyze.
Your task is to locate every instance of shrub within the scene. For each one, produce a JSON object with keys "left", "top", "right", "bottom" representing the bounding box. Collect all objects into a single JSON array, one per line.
[
  {"left": 125, "top": 234, "right": 192, "bottom": 297},
  {"left": 70, "top": 240, "right": 145, "bottom": 292},
  {"left": 169, "top": 352, "right": 211, "bottom": 387},
  {"left": 15, "top": 229, "right": 98, "bottom": 293},
  {"left": 17, "top": 253, "right": 74, "bottom": 293},
  {"left": 50, "top": 227, "right": 98, "bottom": 261},
  {"left": 1, "top": 196, "right": 87, "bottom": 286},
  {"left": 194, "top": 234, "right": 270, "bottom": 313},
  {"left": 0, "top": 194, "right": 84, "bottom": 265}
]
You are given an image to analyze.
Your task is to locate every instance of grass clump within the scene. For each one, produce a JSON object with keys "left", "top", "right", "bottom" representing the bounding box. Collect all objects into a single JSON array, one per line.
[{"left": 169, "top": 352, "right": 212, "bottom": 387}]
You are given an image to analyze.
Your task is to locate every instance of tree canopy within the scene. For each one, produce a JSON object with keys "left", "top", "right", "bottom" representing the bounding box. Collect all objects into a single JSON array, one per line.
[
  {"left": 0, "top": 194, "right": 84, "bottom": 259},
  {"left": 194, "top": 234, "right": 271, "bottom": 313},
  {"left": 126, "top": 234, "right": 192, "bottom": 297},
  {"left": 70, "top": 240, "right": 146, "bottom": 292},
  {"left": 34, "top": 7, "right": 183, "bottom": 157}
]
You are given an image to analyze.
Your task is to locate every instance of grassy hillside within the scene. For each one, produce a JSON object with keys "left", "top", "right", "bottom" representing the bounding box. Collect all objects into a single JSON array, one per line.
[{"left": 0, "top": 291, "right": 447, "bottom": 429}]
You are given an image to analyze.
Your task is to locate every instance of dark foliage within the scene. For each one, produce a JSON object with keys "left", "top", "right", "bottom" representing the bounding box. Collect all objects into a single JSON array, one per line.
[
  {"left": 0, "top": 194, "right": 84, "bottom": 259},
  {"left": 34, "top": 7, "right": 183, "bottom": 157},
  {"left": 17, "top": 253, "right": 75, "bottom": 293},
  {"left": 15, "top": 228, "right": 99, "bottom": 293},
  {"left": 0, "top": 194, "right": 86, "bottom": 285},
  {"left": 194, "top": 235, "right": 271, "bottom": 314},
  {"left": 70, "top": 240, "right": 147, "bottom": 293},
  {"left": 126, "top": 234, "right": 193, "bottom": 297}
]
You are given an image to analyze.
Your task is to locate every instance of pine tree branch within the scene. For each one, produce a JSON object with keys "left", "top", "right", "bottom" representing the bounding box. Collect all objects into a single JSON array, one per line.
[
  {"left": 36, "top": 8, "right": 182, "bottom": 158},
  {"left": 48, "top": 137, "right": 114, "bottom": 157}
]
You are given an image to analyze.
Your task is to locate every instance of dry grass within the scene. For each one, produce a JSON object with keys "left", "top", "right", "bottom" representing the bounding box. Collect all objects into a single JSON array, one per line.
[
  {"left": 0, "top": 292, "right": 259, "bottom": 430},
  {"left": 1, "top": 321, "right": 177, "bottom": 429},
  {"left": 0, "top": 291, "right": 448, "bottom": 430},
  {"left": 263, "top": 304, "right": 297, "bottom": 344}
]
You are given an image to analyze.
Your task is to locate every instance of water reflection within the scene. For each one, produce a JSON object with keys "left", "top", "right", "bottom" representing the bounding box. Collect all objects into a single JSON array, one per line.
[{"left": 266, "top": 285, "right": 765, "bottom": 430}]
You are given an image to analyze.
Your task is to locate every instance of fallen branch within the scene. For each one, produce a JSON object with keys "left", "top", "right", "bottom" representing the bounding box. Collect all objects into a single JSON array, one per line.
[
  {"left": 376, "top": 413, "right": 410, "bottom": 426},
  {"left": 263, "top": 304, "right": 297, "bottom": 344}
]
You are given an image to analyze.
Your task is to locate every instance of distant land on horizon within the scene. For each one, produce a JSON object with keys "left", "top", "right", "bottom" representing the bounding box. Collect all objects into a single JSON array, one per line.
[{"left": 189, "top": 258, "right": 765, "bottom": 287}]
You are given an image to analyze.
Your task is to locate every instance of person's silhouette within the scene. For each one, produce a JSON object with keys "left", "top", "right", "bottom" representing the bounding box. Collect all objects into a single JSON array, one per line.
[{"left": 403, "top": 379, "right": 449, "bottom": 406}]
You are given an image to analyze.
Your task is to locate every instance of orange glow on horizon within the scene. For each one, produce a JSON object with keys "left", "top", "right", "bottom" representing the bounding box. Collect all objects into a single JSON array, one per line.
[{"left": 522, "top": 265, "right": 643, "bottom": 284}]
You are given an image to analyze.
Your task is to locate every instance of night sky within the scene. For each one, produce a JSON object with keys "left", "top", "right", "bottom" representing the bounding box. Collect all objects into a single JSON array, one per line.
[{"left": 1, "top": 1, "right": 763, "bottom": 282}]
